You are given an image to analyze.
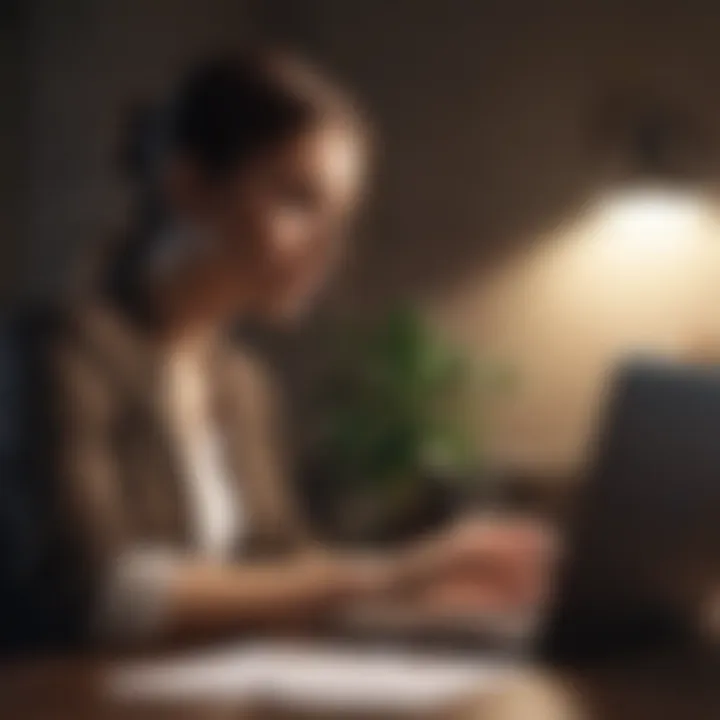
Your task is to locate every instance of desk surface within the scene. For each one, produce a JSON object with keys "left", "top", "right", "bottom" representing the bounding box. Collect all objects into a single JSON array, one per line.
[{"left": 1, "top": 648, "right": 718, "bottom": 720}]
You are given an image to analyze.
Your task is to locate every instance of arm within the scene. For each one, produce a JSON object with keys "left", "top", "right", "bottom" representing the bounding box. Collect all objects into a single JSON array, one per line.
[
  {"left": 131, "top": 553, "right": 391, "bottom": 642},
  {"left": 51, "top": 333, "right": 394, "bottom": 646}
]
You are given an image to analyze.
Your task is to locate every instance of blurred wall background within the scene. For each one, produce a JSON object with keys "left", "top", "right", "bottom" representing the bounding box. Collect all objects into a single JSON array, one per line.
[{"left": 5, "top": 0, "right": 720, "bottom": 479}]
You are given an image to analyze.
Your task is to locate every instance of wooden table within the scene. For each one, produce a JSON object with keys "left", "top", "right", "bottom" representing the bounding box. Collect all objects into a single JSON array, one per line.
[{"left": 1, "top": 648, "right": 718, "bottom": 720}]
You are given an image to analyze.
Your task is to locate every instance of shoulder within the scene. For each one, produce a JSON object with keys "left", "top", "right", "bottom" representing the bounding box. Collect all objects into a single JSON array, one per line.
[
  {"left": 53, "top": 296, "right": 141, "bottom": 354},
  {"left": 42, "top": 300, "right": 113, "bottom": 405},
  {"left": 12, "top": 295, "right": 130, "bottom": 353},
  {"left": 38, "top": 296, "right": 144, "bottom": 410},
  {"left": 0, "top": 298, "right": 98, "bottom": 368}
]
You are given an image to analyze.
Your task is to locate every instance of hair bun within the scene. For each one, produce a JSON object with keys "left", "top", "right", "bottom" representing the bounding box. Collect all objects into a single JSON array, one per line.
[{"left": 118, "top": 101, "right": 161, "bottom": 184}]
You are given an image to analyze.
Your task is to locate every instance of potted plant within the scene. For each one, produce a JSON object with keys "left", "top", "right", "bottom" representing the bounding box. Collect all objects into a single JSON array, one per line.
[{"left": 304, "top": 307, "right": 513, "bottom": 543}]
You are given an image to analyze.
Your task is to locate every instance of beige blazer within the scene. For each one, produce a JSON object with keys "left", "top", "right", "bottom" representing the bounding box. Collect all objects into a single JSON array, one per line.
[{"left": 43, "top": 296, "right": 308, "bottom": 634}]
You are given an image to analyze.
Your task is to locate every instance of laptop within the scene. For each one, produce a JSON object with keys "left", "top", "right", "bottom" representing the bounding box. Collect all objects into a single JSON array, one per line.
[
  {"left": 344, "top": 359, "right": 720, "bottom": 663},
  {"left": 541, "top": 359, "right": 720, "bottom": 663}
]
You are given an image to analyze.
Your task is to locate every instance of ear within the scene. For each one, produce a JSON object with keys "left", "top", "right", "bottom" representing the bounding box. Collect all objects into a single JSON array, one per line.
[{"left": 163, "top": 155, "right": 208, "bottom": 216}]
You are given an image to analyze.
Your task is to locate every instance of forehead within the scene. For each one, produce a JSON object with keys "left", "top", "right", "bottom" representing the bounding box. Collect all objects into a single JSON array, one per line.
[{"left": 270, "top": 122, "right": 366, "bottom": 203}]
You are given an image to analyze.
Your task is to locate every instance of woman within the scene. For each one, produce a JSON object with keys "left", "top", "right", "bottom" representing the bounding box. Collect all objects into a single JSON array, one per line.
[{"left": 43, "top": 51, "right": 548, "bottom": 646}]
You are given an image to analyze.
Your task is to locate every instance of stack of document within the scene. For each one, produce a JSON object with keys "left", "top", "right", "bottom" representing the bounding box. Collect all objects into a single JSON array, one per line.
[{"left": 109, "top": 641, "right": 515, "bottom": 713}]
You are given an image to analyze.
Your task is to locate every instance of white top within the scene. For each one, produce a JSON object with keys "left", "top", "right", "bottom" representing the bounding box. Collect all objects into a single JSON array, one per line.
[
  {"left": 95, "top": 349, "right": 244, "bottom": 641},
  {"left": 164, "top": 350, "right": 243, "bottom": 558}
]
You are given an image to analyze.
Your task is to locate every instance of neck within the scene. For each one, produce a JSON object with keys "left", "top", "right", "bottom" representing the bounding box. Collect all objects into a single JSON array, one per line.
[{"left": 141, "top": 224, "right": 250, "bottom": 348}]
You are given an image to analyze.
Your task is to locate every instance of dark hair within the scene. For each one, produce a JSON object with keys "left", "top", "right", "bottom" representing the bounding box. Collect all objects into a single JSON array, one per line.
[
  {"left": 109, "top": 50, "right": 362, "bottom": 318},
  {"left": 121, "top": 49, "right": 360, "bottom": 187}
]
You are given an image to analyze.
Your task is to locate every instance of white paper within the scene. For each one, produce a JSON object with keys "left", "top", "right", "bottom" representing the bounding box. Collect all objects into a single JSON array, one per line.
[{"left": 108, "top": 641, "right": 514, "bottom": 712}]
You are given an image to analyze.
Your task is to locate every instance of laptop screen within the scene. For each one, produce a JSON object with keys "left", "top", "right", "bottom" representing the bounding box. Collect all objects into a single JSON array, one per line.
[{"left": 542, "top": 360, "right": 720, "bottom": 663}]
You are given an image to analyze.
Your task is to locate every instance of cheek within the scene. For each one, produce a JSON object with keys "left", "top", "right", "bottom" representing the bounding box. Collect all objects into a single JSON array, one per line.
[
  {"left": 232, "top": 191, "right": 313, "bottom": 263},
  {"left": 215, "top": 184, "right": 338, "bottom": 310},
  {"left": 266, "top": 217, "right": 338, "bottom": 306},
  {"left": 249, "top": 215, "right": 328, "bottom": 311},
  {"left": 266, "top": 210, "right": 316, "bottom": 262}
]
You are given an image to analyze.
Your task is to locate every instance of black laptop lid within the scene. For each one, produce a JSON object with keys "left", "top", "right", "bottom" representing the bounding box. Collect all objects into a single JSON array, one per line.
[{"left": 542, "top": 360, "right": 720, "bottom": 664}]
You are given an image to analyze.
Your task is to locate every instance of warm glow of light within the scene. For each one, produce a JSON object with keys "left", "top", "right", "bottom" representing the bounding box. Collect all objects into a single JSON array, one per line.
[
  {"left": 593, "top": 187, "right": 709, "bottom": 255},
  {"left": 433, "top": 183, "right": 720, "bottom": 472}
]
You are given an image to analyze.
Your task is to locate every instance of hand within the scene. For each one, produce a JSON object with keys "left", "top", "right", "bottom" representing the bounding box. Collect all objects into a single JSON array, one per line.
[{"left": 401, "top": 514, "right": 558, "bottom": 613}]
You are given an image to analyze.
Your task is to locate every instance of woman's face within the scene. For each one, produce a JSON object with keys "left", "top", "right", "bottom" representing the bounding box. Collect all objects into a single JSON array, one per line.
[{"left": 183, "top": 122, "right": 365, "bottom": 322}]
